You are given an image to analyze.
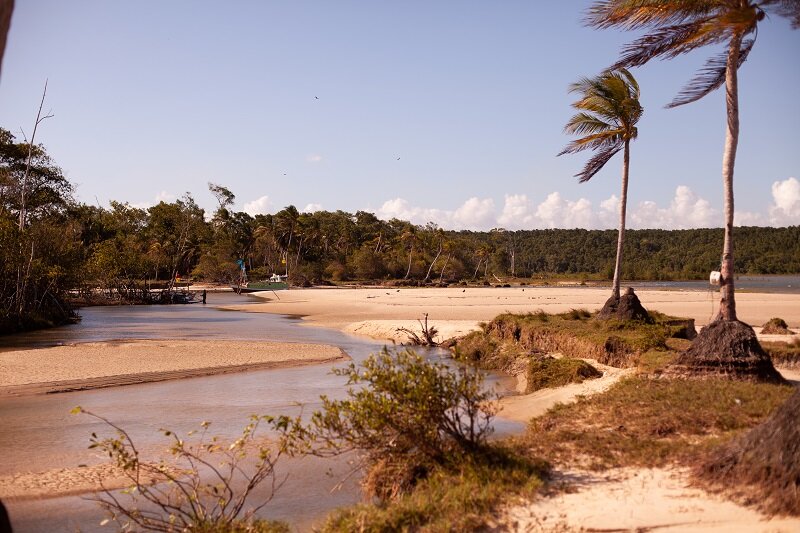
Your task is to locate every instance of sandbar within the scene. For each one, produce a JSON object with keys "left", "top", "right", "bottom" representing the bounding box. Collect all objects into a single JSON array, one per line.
[{"left": 0, "top": 339, "right": 347, "bottom": 396}]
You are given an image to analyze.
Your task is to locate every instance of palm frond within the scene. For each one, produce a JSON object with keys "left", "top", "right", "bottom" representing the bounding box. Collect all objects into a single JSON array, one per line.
[
  {"left": 576, "top": 143, "right": 624, "bottom": 183},
  {"left": 667, "top": 38, "right": 754, "bottom": 108},
  {"left": 586, "top": 0, "right": 721, "bottom": 30},
  {"left": 765, "top": 0, "right": 800, "bottom": 28},
  {"left": 559, "top": 130, "right": 625, "bottom": 156},
  {"left": 612, "top": 19, "right": 726, "bottom": 68},
  {"left": 563, "top": 113, "right": 615, "bottom": 136}
]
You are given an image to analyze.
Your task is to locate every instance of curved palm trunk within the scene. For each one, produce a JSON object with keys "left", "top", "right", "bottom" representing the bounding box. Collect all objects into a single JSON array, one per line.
[
  {"left": 716, "top": 34, "right": 742, "bottom": 322},
  {"left": 611, "top": 140, "right": 630, "bottom": 300}
]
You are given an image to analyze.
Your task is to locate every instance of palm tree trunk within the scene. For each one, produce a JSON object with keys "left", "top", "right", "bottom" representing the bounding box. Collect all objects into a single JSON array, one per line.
[
  {"left": 404, "top": 246, "right": 413, "bottom": 279},
  {"left": 611, "top": 140, "right": 630, "bottom": 300},
  {"left": 716, "top": 34, "right": 742, "bottom": 322}
]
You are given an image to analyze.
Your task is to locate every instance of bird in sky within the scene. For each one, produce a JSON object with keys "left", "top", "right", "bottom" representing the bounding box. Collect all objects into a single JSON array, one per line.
[{"left": 314, "top": 96, "right": 319, "bottom": 100}]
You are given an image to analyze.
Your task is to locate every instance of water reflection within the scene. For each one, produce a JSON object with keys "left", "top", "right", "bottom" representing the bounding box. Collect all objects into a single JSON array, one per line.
[{"left": 1, "top": 293, "right": 521, "bottom": 532}]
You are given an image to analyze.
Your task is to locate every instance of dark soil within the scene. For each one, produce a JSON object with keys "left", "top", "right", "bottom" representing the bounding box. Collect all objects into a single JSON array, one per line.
[
  {"left": 697, "top": 388, "right": 800, "bottom": 516},
  {"left": 664, "top": 320, "right": 786, "bottom": 383}
]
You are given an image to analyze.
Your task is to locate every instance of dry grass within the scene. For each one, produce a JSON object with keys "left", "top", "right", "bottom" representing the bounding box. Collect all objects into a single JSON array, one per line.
[
  {"left": 524, "top": 376, "right": 793, "bottom": 471},
  {"left": 697, "top": 389, "right": 800, "bottom": 516},
  {"left": 762, "top": 338, "right": 800, "bottom": 369},
  {"left": 526, "top": 356, "right": 602, "bottom": 393}
]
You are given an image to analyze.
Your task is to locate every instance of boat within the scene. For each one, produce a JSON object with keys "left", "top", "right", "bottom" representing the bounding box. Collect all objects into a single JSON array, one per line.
[{"left": 232, "top": 273, "right": 288, "bottom": 293}]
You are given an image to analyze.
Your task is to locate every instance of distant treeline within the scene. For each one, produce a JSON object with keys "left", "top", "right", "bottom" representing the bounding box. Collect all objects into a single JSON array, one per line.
[{"left": 1, "top": 127, "right": 799, "bottom": 331}]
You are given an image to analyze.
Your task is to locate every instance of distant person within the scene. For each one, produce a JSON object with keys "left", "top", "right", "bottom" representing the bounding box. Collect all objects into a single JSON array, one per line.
[{"left": 202, "top": 290, "right": 207, "bottom": 304}]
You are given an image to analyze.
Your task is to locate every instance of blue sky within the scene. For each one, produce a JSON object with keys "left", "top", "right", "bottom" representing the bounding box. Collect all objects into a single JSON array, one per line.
[{"left": 1, "top": 1, "right": 798, "bottom": 229}]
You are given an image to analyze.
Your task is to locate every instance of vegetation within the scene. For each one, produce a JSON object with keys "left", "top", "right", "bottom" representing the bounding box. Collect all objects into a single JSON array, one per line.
[
  {"left": 526, "top": 375, "right": 793, "bottom": 471},
  {"left": 455, "top": 309, "right": 679, "bottom": 371},
  {"left": 559, "top": 68, "right": 642, "bottom": 309},
  {"left": 761, "top": 317, "right": 795, "bottom": 335},
  {"left": 526, "top": 356, "right": 603, "bottom": 393},
  {"left": 302, "top": 348, "right": 499, "bottom": 500},
  {"left": 698, "top": 388, "right": 800, "bottom": 516},
  {"left": 587, "top": 0, "right": 800, "bottom": 380},
  {"left": 2, "top": 123, "right": 799, "bottom": 334},
  {"left": 73, "top": 407, "right": 296, "bottom": 532},
  {"left": 762, "top": 338, "right": 800, "bottom": 369}
]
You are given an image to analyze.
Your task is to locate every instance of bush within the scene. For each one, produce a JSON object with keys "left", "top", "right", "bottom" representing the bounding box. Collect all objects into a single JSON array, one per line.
[
  {"left": 305, "top": 348, "right": 497, "bottom": 499},
  {"left": 74, "top": 407, "right": 296, "bottom": 532}
]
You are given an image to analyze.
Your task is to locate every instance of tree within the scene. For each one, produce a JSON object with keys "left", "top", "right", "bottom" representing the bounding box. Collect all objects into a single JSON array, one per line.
[
  {"left": 559, "top": 68, "right": 643, "bottom": 312},
  {"left": 587, "top": 0, "right": 798, "bottom": 379}
]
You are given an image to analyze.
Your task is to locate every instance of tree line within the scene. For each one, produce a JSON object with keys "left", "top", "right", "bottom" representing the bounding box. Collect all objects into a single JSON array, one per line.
[{"left": 1, "top": 126, "right": 798, "bottom": 332}]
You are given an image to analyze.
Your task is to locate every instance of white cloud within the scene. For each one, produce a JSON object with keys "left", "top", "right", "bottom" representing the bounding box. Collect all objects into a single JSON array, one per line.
[
  {"left": 768, "top": 177, "right": 800, "bottom": 225},
  {"left": 369, "top": 180, "right": 798, "bottom": 231},
  {"left": 243, "top": 195, "right": 272, "bottom": 216},
  {"left": 306, "top": 154, "right": 323, "bottom": 163},
  {"left": 453, "top": 197, "right": 496, "bottom": 228},
  {"left": 130, "top": 190, "right": 176, "bottom": 209},
  {"left": 303, "top": 203, "right": 323, "bottom": 213},
  {"left": 629, "top": 186, "right": 717, "bottom": 229}
]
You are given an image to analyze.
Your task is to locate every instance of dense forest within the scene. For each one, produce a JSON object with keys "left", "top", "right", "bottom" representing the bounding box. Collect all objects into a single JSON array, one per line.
[{"left": 2, "top": 128, "right": 799, "bottom": 332}]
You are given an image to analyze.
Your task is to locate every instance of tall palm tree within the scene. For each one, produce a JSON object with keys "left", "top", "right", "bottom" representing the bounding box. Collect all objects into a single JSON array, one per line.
[
  {"left": 559, "top": 68, "right": 643, "bottom": 305},
  {"left": 586, "top": 0, "right": 800, "bottom": 322}
]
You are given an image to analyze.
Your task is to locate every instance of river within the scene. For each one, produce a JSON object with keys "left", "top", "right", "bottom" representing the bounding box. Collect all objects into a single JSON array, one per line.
[{"left": 0, "top": 293, "right": 520, "bottom": 532}]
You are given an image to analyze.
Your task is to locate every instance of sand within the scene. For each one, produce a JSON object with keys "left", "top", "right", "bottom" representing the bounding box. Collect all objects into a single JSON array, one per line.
[
  {"left": 493, "top": 467, "right": 800, "bottom": 532},
  {"left": 236, "top": 286, "right": 800, "bottom": 343},
  {"left": 0, "top": 339, "right": 347, "bottom": 396}
]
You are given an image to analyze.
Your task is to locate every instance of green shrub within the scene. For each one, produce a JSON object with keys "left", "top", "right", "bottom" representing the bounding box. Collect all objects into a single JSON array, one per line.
[{"left": 306, "top": 348, "right": 497, "bottom": 499}]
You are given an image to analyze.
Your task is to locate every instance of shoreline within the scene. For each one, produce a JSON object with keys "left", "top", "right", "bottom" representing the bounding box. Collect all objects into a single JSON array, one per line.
[
  {"left": 0, "top": 339, "right": 349, "bottom": 397},
  {"left": 228, "top": 286, "right": 800, "bottom": 344}
]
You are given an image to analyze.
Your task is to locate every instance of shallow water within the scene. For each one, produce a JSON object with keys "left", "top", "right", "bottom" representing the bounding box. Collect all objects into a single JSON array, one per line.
[{"left": 1, "top": 293, "right": 520, "bottom": 532}]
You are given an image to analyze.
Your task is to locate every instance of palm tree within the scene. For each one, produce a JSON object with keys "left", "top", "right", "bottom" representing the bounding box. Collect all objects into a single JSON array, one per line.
[
  {"left": 586, "top": 0, "right": 797, "bottom": 381},
  {"left": 559, "top": 68, "right": 643, "bottom": 308},
  {"left": 586, "top": 0, "right": 800, "bottom": 322}
]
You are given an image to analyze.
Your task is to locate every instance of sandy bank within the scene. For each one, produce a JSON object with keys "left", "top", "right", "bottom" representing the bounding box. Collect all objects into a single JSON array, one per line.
[
  {"left": 231, "top": 287, "right": 800, "bottom": 343},
  {"left": 495, "top": 467, "right": 800, "bottom": 532},
  {"left": 0, "top": 340, "right": 347, "bottom": 396},
  {"left": 497, "top": 358, "right": 634, "bottom": 423}
]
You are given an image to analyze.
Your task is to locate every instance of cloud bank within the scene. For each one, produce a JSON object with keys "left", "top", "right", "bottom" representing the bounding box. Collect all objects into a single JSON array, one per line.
[{"left": 372, "top": 178, "right": 799, "bottom": 231}]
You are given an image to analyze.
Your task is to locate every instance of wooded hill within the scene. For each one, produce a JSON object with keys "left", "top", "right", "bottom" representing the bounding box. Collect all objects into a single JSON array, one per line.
[{"left": 2, "top": 127, "right": 799, "bottom": 331}]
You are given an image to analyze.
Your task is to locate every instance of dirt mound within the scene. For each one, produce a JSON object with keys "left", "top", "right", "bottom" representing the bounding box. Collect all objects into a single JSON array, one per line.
[
  {"left": 596, "top": 288, "right": 651, "bottom": 322},
  {"left": 664, "top": 320, "right": 785, "bottom": 383},
  {"left": 761, "top": 317, "right": 795, "bottom": 335},
  {"left": 698, "top": 388, "right": 800, "bottom": 516}
]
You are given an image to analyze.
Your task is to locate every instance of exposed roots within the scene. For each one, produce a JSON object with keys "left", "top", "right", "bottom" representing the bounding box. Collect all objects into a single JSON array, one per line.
[
  {"left": 697, "top": 388, "right": 800, "bottom": 516},
  {"left": 596, "top": 287, "right": 651, "bottom": 323},
  {"left": 664, "top": 320, "right": 785, "bottom": 383}
]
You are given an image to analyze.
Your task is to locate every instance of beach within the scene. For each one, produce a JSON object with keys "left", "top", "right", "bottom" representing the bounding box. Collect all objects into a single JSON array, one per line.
[{"left": 232, "top": 286, "right": 800, "bottom": 342}]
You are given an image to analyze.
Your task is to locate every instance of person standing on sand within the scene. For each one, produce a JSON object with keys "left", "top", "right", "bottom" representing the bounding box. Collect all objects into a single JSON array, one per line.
[{"left": 202, "top": 290, "right": 207, "bottom": 304}]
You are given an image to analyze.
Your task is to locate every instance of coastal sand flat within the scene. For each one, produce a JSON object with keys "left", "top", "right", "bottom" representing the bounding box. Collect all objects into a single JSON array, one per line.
[
  {"left": 236, "top": 287, "right": 800, "bottom": 343},
  {"left": 0, "top": 339, "right": 347, "bottom": 395}
]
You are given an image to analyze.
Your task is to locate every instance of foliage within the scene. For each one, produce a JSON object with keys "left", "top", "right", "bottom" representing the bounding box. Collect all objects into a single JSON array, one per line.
[
  {"left": 320, "top": 445, "right": 547, "bottom": 532},
  {"left": 73, "top": 407, "right": 296, "bottom": 533},
  {"left": 559, "top": 68, "right": 641, "bottom": 182},
  {"left": 304, "top": 348, "right": 498, "bottom": 500}
]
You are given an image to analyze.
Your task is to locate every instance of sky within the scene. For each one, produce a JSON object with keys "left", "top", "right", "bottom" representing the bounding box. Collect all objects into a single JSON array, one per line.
[{"left": 1, "top": 1, "right": 798, "bottom": 230}]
